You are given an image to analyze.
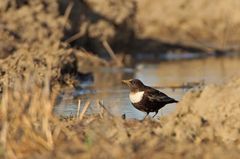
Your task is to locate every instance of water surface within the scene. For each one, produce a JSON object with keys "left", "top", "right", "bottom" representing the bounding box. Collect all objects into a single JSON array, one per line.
[{"left": 54, "top": 56, "right": 240, "bottom": 119}]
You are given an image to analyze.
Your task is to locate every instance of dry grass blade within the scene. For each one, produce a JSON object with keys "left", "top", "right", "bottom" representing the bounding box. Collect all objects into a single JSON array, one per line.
[
  {"left": 102, "top": 40, "right": 122, "bottom": 66},
  {"left": 79, "top": 101, "right": 90, "bottom": 121},
  {"left": 77, "top": 100, "right": 81, "bottom": 119},
  {"left": 0, "top": 76, "right": 61, "bottom": 157},
  {"left": 65, "top": 32, "right": 83, "bottom": 43},
  {"left": 98, "top": 100, "right": 114, "bottom": 117},
  {"left": 63, "top": 1, "right": 74, "bottom": 29},
  {"left": 0, "top": 86, "right": 8, "bottom": 150}
]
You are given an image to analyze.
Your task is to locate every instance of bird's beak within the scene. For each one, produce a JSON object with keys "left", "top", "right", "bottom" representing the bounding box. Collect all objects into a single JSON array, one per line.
[{"left": 122, "top": 79, "right": 131, "bottom": 86}]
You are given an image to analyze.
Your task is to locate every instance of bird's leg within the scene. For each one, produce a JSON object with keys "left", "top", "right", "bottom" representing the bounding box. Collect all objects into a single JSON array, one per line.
[
  {"left": 143, "top": 112, "right": 149, "bottom": 120},
  {"left": 152, "top": 111, "right": 159, "bottom": 118}
]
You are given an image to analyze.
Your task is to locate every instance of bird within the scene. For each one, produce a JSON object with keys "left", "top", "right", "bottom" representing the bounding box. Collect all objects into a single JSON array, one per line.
[{"left": 122, "top": 79, "right": 178, "bottom": 119}]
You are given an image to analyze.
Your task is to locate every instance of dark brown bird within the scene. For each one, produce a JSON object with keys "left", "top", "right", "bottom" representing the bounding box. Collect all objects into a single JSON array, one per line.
[{"left": 122, "top": 79, "right": 178, "bottom": 119}]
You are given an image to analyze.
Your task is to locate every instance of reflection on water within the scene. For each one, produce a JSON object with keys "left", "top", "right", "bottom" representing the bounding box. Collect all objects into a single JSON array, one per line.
[{"left": 54, "top": 56, "right": 240, "bottom": 119}]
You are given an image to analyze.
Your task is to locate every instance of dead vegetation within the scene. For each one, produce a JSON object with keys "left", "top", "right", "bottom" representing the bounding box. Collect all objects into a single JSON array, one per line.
[
  {"left": 0, "top": 0, "right": 124, "bottom": 93},
  {"left": 1, "top": 0, "right": 240, "bottom": 158},
  {"left": 1, "top": 76, "right": 240, "bottom": 158}
]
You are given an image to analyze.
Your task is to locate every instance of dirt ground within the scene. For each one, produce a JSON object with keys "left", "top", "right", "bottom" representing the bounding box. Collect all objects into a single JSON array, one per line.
[
  {"left": 136, "top": 0, "right": 240, "bottom": 51},
  {"left": 0, "top": 0, "right": 114, "bottom": 93},
  {"left": 2, "top": 77, "right": 240, "bottom": 159},
  {"left": 1, "top": 0, "right": 240, "bottom": 158},
  {"left": 2, "top": 0, "right": 239, "bottom": 91},
  {"left": 54, "top": 78, "right": 240, "bottom": 159}
]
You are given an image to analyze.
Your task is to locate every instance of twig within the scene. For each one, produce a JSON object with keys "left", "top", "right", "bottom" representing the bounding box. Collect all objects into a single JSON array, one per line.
[
  {"left": 102, "top": 40, "right": 122, "bottom": 66},
  {"left": 153, "top": 82, "right": 204, "bottom": 89},
  {"left": 76, "top": 100, "right": 81, "bottom": 119},
  {"left": 79, "top": 101, "right": 90, "bottom": 121},
  {"left": 98, "top": 101, "right": 113, "bottom": 117},
  {"left": 65, "top": 22, "right": 89, "bottom": 43},
  {"left": 75, "top": 50, "right": 110, "bottom": 66},
  {"left": 63, "top": 1, "right": 74, "bottom": 29},
  {"left": 96, "top": 100, "right": 104, "bottom": 118},
  {"left": 65, "top": 32, "right": 82, "bottom": 43}
]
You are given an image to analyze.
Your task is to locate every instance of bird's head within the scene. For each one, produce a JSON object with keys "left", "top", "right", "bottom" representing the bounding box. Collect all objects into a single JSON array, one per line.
[{"left": 122, "top": 79, "right": 145, "bottom": 92}]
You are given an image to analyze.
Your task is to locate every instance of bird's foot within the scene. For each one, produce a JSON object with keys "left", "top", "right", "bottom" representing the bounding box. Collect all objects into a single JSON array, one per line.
[{"left": 152, "top": 111, "right": 159, "bottom": 118}]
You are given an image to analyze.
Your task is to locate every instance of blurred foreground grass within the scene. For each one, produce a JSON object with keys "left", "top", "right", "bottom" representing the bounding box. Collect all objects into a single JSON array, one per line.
[
  {"left": 1, "top": 77, "right": 240, "bottom": 159},
  {"left": 1, "top": 1, "right": 240, "bottom": 158}
]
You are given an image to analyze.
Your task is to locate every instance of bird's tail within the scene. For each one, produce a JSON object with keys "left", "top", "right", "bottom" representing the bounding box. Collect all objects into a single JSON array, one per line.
[{"left": 170, "top": 99, "right": 178, "bottom": 103}]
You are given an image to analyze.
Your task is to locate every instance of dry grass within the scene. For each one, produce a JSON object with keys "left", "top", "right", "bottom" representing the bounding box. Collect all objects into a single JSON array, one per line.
[
  {"left": 0, "top": 73, "right": 130, "bottom": 158},
  {"left": 1, "top": 78, "right": 56, "bottom": 158},
  {"left": 2, "top": 1, "right": 240, "bottom": 158},
  {"left": 1, "top": 75, "right": 240, "bottom": 159}
]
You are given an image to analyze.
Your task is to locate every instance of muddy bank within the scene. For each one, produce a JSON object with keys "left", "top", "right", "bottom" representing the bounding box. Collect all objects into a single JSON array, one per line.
[
  {"left": 2, "top": 0, "right": 240, "bottom": 60},
  {"left": 2, "top": 77, "right": 240, "bottom": 158},
  {"left": 1, "top": 1, "right": 240, "bottom": 158},
  {"left": 0, "top": 0, "right": 112, "bottom": 92},
  {"left": 1, "top": 0, "right": 240, "bottom": 97},
  {"left": 59, "top": 0, "right": 207, "bottom": 54},
  {"left": 68, "top": 78, "right": 240, "bottom": 158},
  {"left": 83, "top": 77, "right": 240, "bottom": 158},
  {"left": 137, "top": 0, "right": 240, "bottom": 51},
  {"left": 0, "top": 0, "right": 139, "bottom": 92},
  {"left": 161, "top": 77, "right": 240, "bottom": 144},
  {"left": 60, "top": 0, "right": 240, "bottom": 53}
]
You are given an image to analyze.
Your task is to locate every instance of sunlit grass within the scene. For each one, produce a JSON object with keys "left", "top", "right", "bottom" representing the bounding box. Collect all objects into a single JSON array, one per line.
[
  {"left": 1, "top": 73, "right": 240, "bottom": 158},
  {"left": 0, "top": 74, "right": 131, "bottom": 158}
]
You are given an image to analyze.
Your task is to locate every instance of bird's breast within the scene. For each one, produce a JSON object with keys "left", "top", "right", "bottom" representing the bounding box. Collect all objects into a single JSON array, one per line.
[{"left": 129, "top": 91, "right": 144, "bottom": 103}]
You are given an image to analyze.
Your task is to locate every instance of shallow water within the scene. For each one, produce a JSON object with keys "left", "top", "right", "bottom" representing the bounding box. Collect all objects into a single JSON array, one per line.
[{"left": 54, "top": 56, "right": 240, "bottom": 119}]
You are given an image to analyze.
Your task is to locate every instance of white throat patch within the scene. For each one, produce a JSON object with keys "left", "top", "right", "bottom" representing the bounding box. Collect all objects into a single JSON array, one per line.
[{"left": 129, "top": 91, "right": 144, "bottom": 103}]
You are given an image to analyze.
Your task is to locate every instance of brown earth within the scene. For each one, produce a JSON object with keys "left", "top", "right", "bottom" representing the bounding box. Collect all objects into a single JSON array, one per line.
[
  {"left": 1, "top": 1, "right": 240, "bottom": 158},
  {"left": 0, "top": 0, "right": 119, "bottom": 93},
  {"left": 136, "top": 0, "right": 240, "bottom": 51},
  {"left": 1, "top": 0, "right": 240, "bottom": 60},
  {"left": 2, "top": 77, "right": 240, "bottom": 158},
  {"left": 61, "top": 0, "right": 240, "bottom": 53},
  {"left": 83, "top": 78, "right": 240, "bottom": 158},
  {"left": 0, "top": 0, "right": 240, "bottom": 92},
  {"left": 162, "top": 78, "right": 240, "bottom": 144}
]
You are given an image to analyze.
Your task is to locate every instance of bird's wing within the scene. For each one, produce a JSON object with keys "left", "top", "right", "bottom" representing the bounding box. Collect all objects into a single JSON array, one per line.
[{"left": 144, "top": 87, "right": 176, "bottom": 103}]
